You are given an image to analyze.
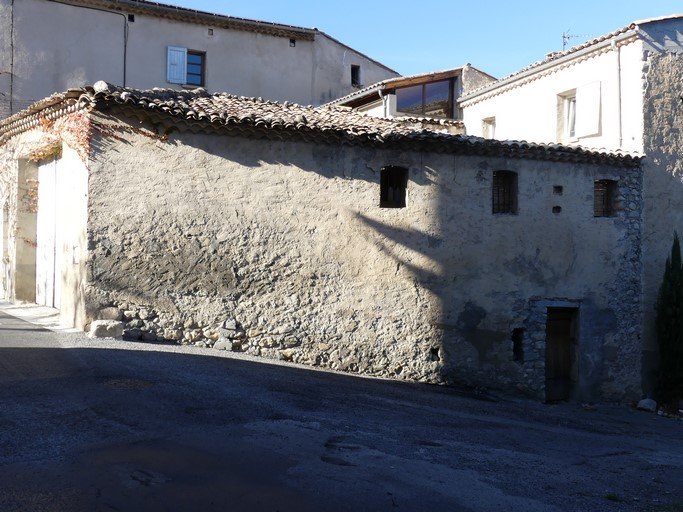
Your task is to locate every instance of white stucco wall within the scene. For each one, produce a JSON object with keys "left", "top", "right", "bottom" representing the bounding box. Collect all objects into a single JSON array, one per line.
[
  {"left": 0, "top": 0, "right": 398, "bottom": 115},
  {"left": 461, "top": 39, "right": 645, "bottom": 153}
]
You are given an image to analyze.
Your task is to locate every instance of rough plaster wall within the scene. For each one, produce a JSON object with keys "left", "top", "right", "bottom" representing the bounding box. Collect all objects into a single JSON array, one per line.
[
  {"left": 461, "top": 66, "right": 496, "bottom": 94},
  {"left": 11, "top": 0, "right": 125, "bottom": 111},
  {"left": 641, "top": 51, "right": 683, "bottom": 393},
  {"left": 0, "top": 136, "right": 18, "bottom": 299},
  {"left": 84, "top": 114, "right": 642, "bottom": 399},
  {"left": 313, "top": 34, "right": 399, "bottom": 105},
  {"left": 0, "top": 0, "right": 12, "bottom": 118}
]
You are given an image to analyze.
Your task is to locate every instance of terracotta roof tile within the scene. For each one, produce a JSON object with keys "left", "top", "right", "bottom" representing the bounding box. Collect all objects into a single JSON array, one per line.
[{"left": 0, "top": 82, "right": 642, "bottom": 168}]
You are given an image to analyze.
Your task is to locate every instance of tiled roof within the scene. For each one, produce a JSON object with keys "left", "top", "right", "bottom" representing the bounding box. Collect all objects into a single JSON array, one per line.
[
  {"left": 57, "top": 0, "right": 316, "bottom": 40},
  {"left": 0, "top": 82, "right": 642, "bottom": 168},
  {"left": 462, "top": 14, "right": 683, "bottom": 101}
]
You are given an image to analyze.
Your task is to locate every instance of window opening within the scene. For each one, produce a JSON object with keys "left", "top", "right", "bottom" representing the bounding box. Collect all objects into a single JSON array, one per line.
[
  {"left": 552, "top": 206, "right": 562, "bottom": 214},
  {"left": 512, "top": 328, "right": 524, "bottom": 362},
  {"left": 492, "top": 171, "right": 518, "bottom": 214},
  {"left": 208, "top": 28, "right": 214, "bottom": 36},
  {"left": 167, "top": 47, "right": 206, "bottom": 86},
  {"left": 380, "top": 166, "right": 408, "bottom": 208},
  {"left": 127, "top": 14, "right": 135, "bottom": 22},
  {"left": 351, "top": 65, "right": 361, "bottom": 87},
  {"left": 186, "top": 51, "right": 205, "bottom": 86},
  {"left": 594, "top": 179, "right": 617, "bottom": 217},
  {"left": 396, "top": 78, "right": 455, "bottom": 118},
  {"left": 566, "top": 96, "right": 576, "bottom": 139},
  {"left": 482, "top": 117, "right": 496, "bottom": 139},
  {"left": 553, "top": 186, "right": 563, "bottom": 195}
]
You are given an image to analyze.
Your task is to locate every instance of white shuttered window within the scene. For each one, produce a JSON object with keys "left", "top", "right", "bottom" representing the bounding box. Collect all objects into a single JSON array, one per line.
[{"left": 167, "top": 46, "right": 187, "bottom": 84}]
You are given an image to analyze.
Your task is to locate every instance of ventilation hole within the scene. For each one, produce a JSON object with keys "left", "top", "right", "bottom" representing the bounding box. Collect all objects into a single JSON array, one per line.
[
  {"left": 127, "top": 14, "right": 135, "bottom": 22},
  {"left": 552, "top": 206, "right": 562, "bottom": 214},
  {"left": 553, "top": 185, "right": 563, "bottom": 195}
]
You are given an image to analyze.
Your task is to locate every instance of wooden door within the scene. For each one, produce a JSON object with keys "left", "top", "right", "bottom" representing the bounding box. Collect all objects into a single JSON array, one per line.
[{"left": 545, "top": 308, "right": 578, "bottom": 401}]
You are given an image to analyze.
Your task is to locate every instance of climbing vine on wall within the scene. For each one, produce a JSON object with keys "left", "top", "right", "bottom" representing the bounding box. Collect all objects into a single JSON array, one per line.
[{"left": 29, "top": 109, "right": 168, "bottom": 165}]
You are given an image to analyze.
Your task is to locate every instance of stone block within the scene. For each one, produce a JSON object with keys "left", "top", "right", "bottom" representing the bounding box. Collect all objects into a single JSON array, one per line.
[
  {"left": 637, "top": 398, "right": 657, "bottom": 412},
  {"left": 90, "top": 320, "right": 124, "bottom": 339},
  {"left": 98, "top": 307, "right": 122, "bottom": 321}
]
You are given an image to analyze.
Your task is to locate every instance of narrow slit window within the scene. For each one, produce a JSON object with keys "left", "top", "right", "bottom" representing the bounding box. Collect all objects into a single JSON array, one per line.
[
  {"left": 380, "top": 166, "right": 408, "bottom": 208},
  {"left": 594, "top": 179, "right": 618, "bottom": 217},
  {"left": 492, "top": 170, "right": 518, "bottom": 214},
  {"left": 351, "top": 65, "right": 361, "bottom": 87},
  {"left": 512, "top": 328, "right": 525, "bottom": 363}
]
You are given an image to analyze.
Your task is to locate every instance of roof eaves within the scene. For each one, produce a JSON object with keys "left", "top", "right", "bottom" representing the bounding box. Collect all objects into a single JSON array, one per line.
[
  {"left": 51, "top": 0, "right": 317, "bottom": 40},
  {"left": 460, "top": 25, "right": 638, "bottom": 103},
  {"left": 0, "top": 83, "right": 643, "bottom": 169},
  {"left": 328, "top": 67, "right": 465, "bottom": 107},
  {"left": 315, "top": 31, "right": 399, "bottom": 75}
]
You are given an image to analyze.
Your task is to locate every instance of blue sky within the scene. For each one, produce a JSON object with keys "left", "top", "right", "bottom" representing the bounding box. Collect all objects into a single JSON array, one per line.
[{"left": 163, "top": 1, "right": 683, "bottom": 78}]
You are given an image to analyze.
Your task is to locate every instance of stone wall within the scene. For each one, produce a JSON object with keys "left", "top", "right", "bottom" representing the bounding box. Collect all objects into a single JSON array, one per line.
[
  {"left": 83, "top": 112, "right": 642, "bottom": 400},
  {"left": 640, "top": 51, "right": 683, "bottom": 394}
]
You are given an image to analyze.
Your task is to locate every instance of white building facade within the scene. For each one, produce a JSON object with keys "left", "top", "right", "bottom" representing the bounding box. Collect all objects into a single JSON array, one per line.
[{"left": 0, "top": 0, "right": 399, "bottom": 119}]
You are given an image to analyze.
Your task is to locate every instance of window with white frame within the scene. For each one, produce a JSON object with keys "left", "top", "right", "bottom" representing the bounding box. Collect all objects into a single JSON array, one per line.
[
  {"left": 558, "top": 82, "right": 601, "bottom": 142},
  {"left": 482, "top": 117, "right": 496, "bottom": 139},
  {"left": 557, "top": 91, "right": 577, "bottom": 141},
  {"left": 167, "top": 46, "right": 206, "bottom": 87}
]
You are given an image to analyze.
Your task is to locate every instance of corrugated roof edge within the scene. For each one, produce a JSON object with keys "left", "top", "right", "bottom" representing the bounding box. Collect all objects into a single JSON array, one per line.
[{"left": 0, "top": 82, "right": 643, "bottom": 168}]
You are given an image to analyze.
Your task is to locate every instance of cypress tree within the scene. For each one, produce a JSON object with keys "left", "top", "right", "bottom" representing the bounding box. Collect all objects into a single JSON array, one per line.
[{"left": 655, "top": 233, "right": 683, "bottom": 408}]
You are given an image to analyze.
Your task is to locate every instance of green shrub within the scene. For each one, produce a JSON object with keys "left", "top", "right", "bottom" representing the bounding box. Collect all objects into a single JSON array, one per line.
[{"left": 655, "top": 233, "right": 683, "bottom": 408}]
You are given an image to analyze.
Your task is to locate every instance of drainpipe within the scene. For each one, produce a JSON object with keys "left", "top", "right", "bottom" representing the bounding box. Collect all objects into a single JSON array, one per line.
[
  {"left": 9, "top": 0, "right": 14, "bottom": 115},
  {"left": 613, "top": 40, "right": 623, "bottom": 148},
  {"left": 49, "top": 0, "right": 128, "bottom": 87},
  {"left": 378, "top": 87, "right": 387, "bottom": 117}
]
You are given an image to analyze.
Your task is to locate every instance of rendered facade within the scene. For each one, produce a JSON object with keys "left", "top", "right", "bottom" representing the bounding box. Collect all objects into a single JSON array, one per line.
[
  {"left": 0, "top": 82, "right": 643, "bottom": 401},
  {"left": 459, "top": 15, "right": 683, "bottom": 393},
  {"left": 0, "top": 0, "right": 399, "bottom": 119}
]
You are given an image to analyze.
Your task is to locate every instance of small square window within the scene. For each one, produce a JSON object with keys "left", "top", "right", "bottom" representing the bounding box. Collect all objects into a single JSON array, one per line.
[
  {"left": 208, "top": 28, "right": 214, "bottom": 36},
  {"left": 594, "top": 179, "right": 618, "bottom": 217},
  {"left": 492, "top": 171, "right": 518, "bottom": 215},
  {"left": 127, "top": 14, "right": 135, "bottom": 22},
  {"left": 351, "top": 65, "right": 361, "bottom": 87},
  {"left": 380, "top": 166, "right": 408, "bottom": 208},
  {"left": 553, "top": 186, "right": 563, "bottom": 195}
]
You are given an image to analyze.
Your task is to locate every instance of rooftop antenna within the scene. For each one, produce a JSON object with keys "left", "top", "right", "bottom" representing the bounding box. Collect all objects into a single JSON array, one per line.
[{"left": 562, "top": 30, "right": 593, "bottom": 51}]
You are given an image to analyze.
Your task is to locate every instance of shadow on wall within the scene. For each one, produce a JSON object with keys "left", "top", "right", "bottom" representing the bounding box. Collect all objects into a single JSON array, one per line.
[{"left": 82, "top": 115, "right": 639, "bottom": 401}]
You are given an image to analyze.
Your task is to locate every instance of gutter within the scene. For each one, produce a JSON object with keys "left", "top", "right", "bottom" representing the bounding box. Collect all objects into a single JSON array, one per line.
[{"left": 459, "top": 29, "right": 638, "bottom": 105}]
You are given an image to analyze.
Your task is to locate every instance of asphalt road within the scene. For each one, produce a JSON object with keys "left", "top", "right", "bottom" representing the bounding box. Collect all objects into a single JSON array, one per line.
[{"left": 0, "top": 306, "right": 682, "bottom": 512}]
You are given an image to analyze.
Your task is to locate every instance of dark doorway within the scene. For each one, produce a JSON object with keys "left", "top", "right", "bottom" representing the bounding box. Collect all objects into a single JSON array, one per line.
[{"left": 545, "top": 307, "right": 578, "bottom": 402}]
